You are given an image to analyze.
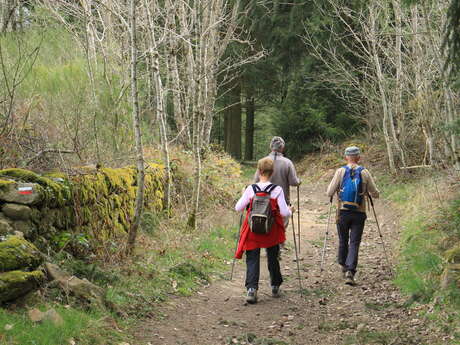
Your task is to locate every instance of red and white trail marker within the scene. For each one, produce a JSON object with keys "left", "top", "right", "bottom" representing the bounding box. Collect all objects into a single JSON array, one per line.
[{"left": 18, "top": 187, "right": 33, "bottom": 195}]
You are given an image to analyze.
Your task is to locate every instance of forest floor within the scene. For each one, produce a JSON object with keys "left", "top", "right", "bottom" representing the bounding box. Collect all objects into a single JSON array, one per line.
[{"left": 134, "top": 176, "right": 448, "bottom": 345}]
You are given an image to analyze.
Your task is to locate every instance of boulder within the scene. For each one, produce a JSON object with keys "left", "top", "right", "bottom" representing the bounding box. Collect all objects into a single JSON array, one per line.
[
  {"left": 11, "top": 220, "right": 36, "bottom": 239},
  {"left": 28, "top": 308, "right": 45, "bottom": 322},
  {"left": 0, "top": 215, "right": 13, "bottom": 236},
  {"left": 28, "top": 308, "right": 64, "bottom": 326},
  {"left": 0, "top": 182, "right": 43, "bottom": 205},
  {"left": 0, "top": 270, "right": 45, "bottom": 303},
  {"left": 2, "top": 203, "right": 33, "bottom": 221},
  {"left": 43, "top": 308, "right": 64, "bottom": 326},
  {"left": 45, "top": 263, "right": 105, "bottom": 307},
  {"left": 0, "top": 235, "right": 43, "bottom": 272}
]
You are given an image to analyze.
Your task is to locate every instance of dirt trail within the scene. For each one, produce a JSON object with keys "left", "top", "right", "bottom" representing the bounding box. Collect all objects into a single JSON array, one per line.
[{"left": 136, "top": 180, "right": 438, "bottom": 345}]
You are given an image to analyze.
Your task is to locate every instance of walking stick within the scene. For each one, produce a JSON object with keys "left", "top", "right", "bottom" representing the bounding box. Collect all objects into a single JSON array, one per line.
[
  {"left": 368, "top": 195, "right": 393, "bottom": 275},
  {"left": 291, "top": 213, "right": 303, "bottom": 292},
  {"left": 230, "top": 212, "right": 244, "bottom": 281},
  {"left": 297, "top": 185, "right": 301, "bottom": 254},
  {"left": 320, "top": 196, "right": 333, "bottom": 273}
]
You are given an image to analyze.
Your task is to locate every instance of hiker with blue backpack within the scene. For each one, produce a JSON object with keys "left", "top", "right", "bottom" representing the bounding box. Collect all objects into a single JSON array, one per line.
[
  {"left": 235, "top": 157, "right": 294, "bottom": 304},
  {"left": 326, "top": 146, "right": 379, "bottom": 285}
]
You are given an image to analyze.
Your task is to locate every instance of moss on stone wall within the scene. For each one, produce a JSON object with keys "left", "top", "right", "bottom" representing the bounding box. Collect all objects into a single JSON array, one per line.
[
  {"left": 0, "top": 269, "right": 44, "bottom": 303},
  {"left": 0, "top": 179, "right": 14, "bottom": 191},
  {"left": 0, "top": 164, "right": 165, "bottom": 255},
  {"left": 0, "top": 168, "right": 71, "bottom": 208},
  {"left": 0, "top": 236, "right": 43, "bottom": 272}
]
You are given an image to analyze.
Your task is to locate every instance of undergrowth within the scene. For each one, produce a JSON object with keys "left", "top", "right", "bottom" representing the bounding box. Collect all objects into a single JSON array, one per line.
[
  {"left": 0, "top": 305, "right": 123, "bottom": 345},
  {"left": 382, "top": 172, "right": 460, "bottom": 344},
  {"left": 104, "top": 224, "right": 236, "bottom": 318}
]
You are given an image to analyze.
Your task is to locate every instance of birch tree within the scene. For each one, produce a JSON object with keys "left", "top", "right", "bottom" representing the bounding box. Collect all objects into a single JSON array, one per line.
[
  {"left": 305, "top": 0, "right": 459, "bottom": 171},
  {"left": 126, "top": 0, "right": 145, "bottom": 254}
]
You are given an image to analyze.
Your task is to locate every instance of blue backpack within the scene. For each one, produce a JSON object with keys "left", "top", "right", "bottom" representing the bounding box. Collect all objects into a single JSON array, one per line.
[{"left": 339, "top": 166, "right": 365, "bottom": 210}]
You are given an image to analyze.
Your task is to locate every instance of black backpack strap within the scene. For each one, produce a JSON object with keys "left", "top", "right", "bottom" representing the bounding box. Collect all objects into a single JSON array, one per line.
[
  {"left": 263, "top": 184, "right": 278, "bottom": 194},
  {"left": 252, "top": 184, "right": 262, "bottom": 194}
]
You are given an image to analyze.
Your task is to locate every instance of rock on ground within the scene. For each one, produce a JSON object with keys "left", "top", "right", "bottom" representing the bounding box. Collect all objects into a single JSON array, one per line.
[
  {"left": 0, "top": 235, "right": 43, "bottom": 272},
  {"left": 28, "top": 308, "right": 64, "bottom": 326},
  {"left": 45, "top": 263, "right": 105, "bottom": 308},
  {"left": 0, "top": 270, "right": 44, "bottom": 303}
]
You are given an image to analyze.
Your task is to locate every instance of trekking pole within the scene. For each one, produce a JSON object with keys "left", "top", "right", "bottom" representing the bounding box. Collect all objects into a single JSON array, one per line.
[
  {"left": 368, "top": 195, "right": 393, "bottom": 276},
  {"left": 291, "top": 213, "right": 303, "bottom": 292},
  {"left": 230, "top": 211, "right": 244, "bottom": 281},
  {"left": 297, "top": 185, "right": 301, "bottom": 254},
  {"left": 320, "top": 196, "right": 333, "bottom": 273}
]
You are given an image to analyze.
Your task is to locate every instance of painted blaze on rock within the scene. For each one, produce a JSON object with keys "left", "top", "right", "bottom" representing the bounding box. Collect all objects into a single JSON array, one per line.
[{"left": 0, "top": 181, "right": 43, "bottom": 205}]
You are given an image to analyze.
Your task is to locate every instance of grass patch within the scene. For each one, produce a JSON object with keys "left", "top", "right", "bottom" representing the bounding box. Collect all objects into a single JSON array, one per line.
[
  {"left": 381, "top": 173, "right": 460, "bottom": 344},
  {"left": 343, "top": 330, "right": 400, "bottom": 345},
  {"left": 0, "top": 305, "right": 124, "bottom": 345},
  {"left": 394, "top": 214, "right": 444, "bottom": 302},
  {"left": 105, "top": 225, "right": 235, "bottom": 318}
]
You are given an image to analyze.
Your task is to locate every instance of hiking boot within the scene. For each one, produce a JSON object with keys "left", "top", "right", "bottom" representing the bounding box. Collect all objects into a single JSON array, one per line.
[
  {"left": 246, "top": 288, "right": 258, "bottom": 304},
  {"left": 271, "top": 286, "right": 280, "bottom": 298},
  {"left": 345, "top": 271, "right": 355, "bottom": 286},
  {"left": 340, "top": 265, "right": 347, "bottom": 278}
]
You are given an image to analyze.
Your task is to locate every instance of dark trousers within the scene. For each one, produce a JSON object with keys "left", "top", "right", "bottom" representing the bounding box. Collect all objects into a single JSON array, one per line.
[
  {"left": 245, "top": 245, "right": 283, "bottom": 289},
  {"left": 337, "top": 210, "right": 367, "bottom": 274}
]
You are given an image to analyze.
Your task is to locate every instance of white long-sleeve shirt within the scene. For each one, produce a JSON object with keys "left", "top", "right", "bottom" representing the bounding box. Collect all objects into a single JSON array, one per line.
[{"left": 235, "top": 182, "right": 292, "bottom": 218}]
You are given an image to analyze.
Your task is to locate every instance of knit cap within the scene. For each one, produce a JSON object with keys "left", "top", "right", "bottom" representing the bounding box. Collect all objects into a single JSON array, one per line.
[
  {"left": 270, "top": 136, "right": 285, "bottom": 152},
  {"left": 344, "top": 146, "right": 361, "bottom": 156}
]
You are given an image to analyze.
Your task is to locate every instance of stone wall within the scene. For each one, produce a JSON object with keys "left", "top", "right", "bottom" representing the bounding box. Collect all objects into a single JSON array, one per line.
[
  {"left": 0, "top": 235, "right": 44, "bottom": 303},
  {"left": 0, "top": 165, "right": 165, "bottom": 254}
]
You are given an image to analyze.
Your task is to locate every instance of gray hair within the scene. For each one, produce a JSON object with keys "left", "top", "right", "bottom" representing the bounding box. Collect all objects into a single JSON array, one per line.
[{"left": 270, "top": 136, "right": 285, "bottom": 152}]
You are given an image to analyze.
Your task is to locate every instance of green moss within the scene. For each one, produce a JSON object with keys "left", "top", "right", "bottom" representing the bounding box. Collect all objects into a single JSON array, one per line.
[
  {"left": 0, "top": 179, "right": 15, "bottom": 191},
  {"left": 43, "top": 172, "right": 67, "bottom": 179},
  {"left": 0, "top": 168, "right": 71, "bottom": 207},
  {"left": 0, "top": 236, "right": 43, "bottom": 272},
  {"left": 0, "top": 269, "right": 44, "bottom": 283},
  {"left": 1, "top": 164, "right": 166, "bottom": 254},
  {"left": 101, "top": 167, "right": 136, "bottom": 198},
  {"left": 0, "top": 270, "right": 44, "bottom": 303}
]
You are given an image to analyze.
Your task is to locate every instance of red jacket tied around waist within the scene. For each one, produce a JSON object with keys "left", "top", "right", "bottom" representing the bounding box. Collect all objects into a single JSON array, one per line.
[{"left": 234, "top": 182, "right": 291, "bottom": 259}]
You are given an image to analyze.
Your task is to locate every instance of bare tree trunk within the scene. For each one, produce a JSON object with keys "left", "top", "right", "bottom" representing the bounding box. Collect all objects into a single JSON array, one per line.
[
  {"left": 369, "top": 4, "right": 396, "bottom": 173},
  {"left": 1, "top": 0, "right": 18, "bottom": 32},
  {"left": 144, "top": 0, "right": 172, "bottom": 212},
  {"left": 420, "top": 1, "right": 460, "bottom": 170},
  {"left": 391, "top": 0, "right": 407, "bottom": 167},
  {"left": 224, "top": 78, "right": 242, "bottom": 160},
  {"left": 244, "top": 95, "right": 255, "bottom": 161},
  {"left": 126, "top": 0, "right": 145, "bottom": 255}
]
